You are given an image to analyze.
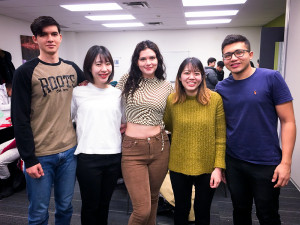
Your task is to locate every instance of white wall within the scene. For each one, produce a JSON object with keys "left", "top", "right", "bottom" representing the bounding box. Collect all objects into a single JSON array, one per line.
[
  {"left": 66, "top": 28, "right": 261, "bottom": 81},
  {"left": 0, "top": 15, "right": 32, "bottom": 68},
  {"left": 0, "top": 14, "right": 261, "bottom": 81},
  {"left": 0, "top": 14, "right": 70, "bottom": 68},
  {"left": 284, "top": 0, "right": 300, "bottom": 189}
]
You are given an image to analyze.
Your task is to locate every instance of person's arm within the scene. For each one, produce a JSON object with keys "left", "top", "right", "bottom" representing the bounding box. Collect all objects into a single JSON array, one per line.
[
  {"left": 272, "top": 101, "right": 296, "bottom": 188},
  {"left": 163, "top": 95, "right": 173, "bottom": 133},
  {"left": 207, "top": 70, "right": 219, "bottom": 86},
  {"left": 71, "top": 91, "right": 77, "bottom": 121},
  {"left": 116, "top": 74, "right": 128, "bottom": 91},
  {"left": 11, "top": 65, "right": 39, "bottom": 170},
  {"left": 120, "top": 94, "right": 127, "bottom": 134},
  {"left": 211, "top": 95, "right": 226, "bottom": 188},
  {"left": 210, "top": 168, "right": 222, "bottom": 188}
]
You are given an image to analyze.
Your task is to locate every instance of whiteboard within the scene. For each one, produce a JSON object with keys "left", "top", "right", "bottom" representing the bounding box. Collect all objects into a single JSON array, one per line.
[{"left": 163, "top": 51, "right": 190, "bottom": 83}]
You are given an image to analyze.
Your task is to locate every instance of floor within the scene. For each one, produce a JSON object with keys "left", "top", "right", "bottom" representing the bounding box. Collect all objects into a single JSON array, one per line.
[{"left": 0, "top": 179, "right": 300, "bottom": 225}]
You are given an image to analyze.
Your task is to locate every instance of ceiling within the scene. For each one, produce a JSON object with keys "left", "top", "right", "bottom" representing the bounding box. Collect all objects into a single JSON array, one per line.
[{"left": 0, "top": 0, "right": 286, "bottom": 32}]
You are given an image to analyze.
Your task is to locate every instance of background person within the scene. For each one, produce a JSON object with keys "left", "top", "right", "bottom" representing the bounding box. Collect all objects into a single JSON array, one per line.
[
  {"left": 216, "top": 61, "right": 225, "bottom": 81},
  {"left": 0, "top": 82, "right": 20, "bottom": 199},
  {"left": 164, "top": 57, "right": 226, "bottom": 225},
  {"left": 215, "top": 34, "right": 296, "bottom": 225},
  {"left": 205, "top": 57, "right": 218, "bottom": 90},
  {"left": 116, "top": 40, "right": 173, "bottom": 225}
]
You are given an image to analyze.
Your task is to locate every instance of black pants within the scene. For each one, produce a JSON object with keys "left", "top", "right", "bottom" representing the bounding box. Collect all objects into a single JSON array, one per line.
[
  {"left": 225, "top": 154, "right": 281, "bottom": 225},
  {"left": 76, "top": 153, "right": 121, "bottom": 225},
  {"left": 170, "top": 171, "right": 215, "bottom": 225}
]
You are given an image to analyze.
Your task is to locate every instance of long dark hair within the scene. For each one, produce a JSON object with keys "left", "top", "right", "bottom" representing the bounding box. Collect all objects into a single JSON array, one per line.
[
  {"left": 122, "top": 40, "right": 166, "bottom": 100},
  {"left": 83, "top": 45, "right": 114, "bottom": 84},
  {"left": 174, "top": 57, "right": 210, "bottom": 105}
]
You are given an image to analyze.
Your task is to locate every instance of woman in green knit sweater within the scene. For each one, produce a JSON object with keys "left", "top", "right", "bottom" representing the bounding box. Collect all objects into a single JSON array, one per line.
[{"left": 163, "top": 57, "right": 226, "bottom": 225}]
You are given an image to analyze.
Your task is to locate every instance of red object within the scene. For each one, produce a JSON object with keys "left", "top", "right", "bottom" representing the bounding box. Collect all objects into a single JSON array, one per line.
[
  {"left": 0, "top": 124, "right": 12, "bottom": 127},
  {"left": 1, "top": 139, "right": 16, "bottom": 154}
]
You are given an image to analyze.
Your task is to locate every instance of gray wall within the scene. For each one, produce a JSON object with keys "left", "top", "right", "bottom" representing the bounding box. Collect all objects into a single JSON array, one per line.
[{"left": 284, "top": 0, "right": 300, "bottom": 189}]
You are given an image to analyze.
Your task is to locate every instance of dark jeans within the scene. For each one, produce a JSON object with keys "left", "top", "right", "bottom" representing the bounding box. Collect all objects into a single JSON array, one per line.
[
  {"left": 225, "top": 154, "right": 281, "bottom": 225},
  {"left": 169, "top": 171, "right": 215, "bottom": 225},
  {"left": 76, "top": 153, "right": 121, "bottom": 225}
]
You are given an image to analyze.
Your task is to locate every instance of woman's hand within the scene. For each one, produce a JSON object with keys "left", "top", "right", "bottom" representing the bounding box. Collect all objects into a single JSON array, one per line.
[
  {"left": 120, "top": 123, "right": 127, "bottom": 134},
  {"left": 210, "top": 167, "right": 222, "bottom": 188}
]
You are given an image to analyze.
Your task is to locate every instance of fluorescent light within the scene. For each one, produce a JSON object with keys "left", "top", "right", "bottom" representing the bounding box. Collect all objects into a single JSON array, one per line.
[
  {"left": 185, "top": 10, "right": 238, "bottom": 17},
  {"left": 103, "top": 23, "right": 144, "bottom": 28},
  {"left": 86, "top": 15, "right": 135, "bottom": 21},
  {"left": 60, "top": 3, "right": 122, "bottom": 11},
  {"left": 187, "top": 19, "right": 232, "bottom": 25},
  {"left": 182, "top": 0, "right": 247, "bottom": 6}
]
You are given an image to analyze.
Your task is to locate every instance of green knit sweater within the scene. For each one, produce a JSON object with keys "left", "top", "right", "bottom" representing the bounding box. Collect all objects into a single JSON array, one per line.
[{"left": 164, "top": 91, "right": 226, "bottom": 176}]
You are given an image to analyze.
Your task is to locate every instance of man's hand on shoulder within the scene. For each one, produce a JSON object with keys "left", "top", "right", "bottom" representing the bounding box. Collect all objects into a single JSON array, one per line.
[
  {"left": 26, "top": 163, "right": 44, "bottom": 179},
  {"left": 272, "top": 162, "right": 291, "bottom": 188}
]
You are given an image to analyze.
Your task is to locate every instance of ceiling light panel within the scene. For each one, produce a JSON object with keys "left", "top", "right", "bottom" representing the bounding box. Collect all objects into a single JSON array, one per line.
[
  {"left": 103, "top": 22, "right": 144, "bottom": 28},
  {"left": 187, "top": 19, "right": 232, "bottom": 25},
  {"left": 185, "top": 10, "right": 238, "bottom": 17},
  {"left": 60, "top": 3, "right": 122, "bottom": 11},
  {"left": 182, "top": 0, "right": 247, "bottom": 6},
  {"left": 86, "top": 15, "right": 135, "bottom": 21}
]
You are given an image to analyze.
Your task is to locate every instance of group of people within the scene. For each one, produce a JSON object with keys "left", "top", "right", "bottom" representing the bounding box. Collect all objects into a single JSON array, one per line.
[
  {"left": 9, "top": 15, "right": 296, "bottom": 225},
  {"left": 205, "top": 57, "right": 225, "bottom": 90}
]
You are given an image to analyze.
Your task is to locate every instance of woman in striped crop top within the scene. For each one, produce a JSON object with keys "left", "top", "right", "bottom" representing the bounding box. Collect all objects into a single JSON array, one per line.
[{"left": 116, "top": 40, "right": 173, "bottom": 225}]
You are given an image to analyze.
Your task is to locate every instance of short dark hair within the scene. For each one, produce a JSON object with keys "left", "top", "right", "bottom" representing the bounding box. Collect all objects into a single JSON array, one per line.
[
  {"left": 83, "top": 45, "right": 114, "bottom": 84},
  {"left": 217, "top": 61, "right": 224, "bottom": 68},
  {"left": 30, "top": 16, "right": 61, "bottom": 37},
  {"left": 221, "top": 34, "right": 251, "bottom": 52},
  {"left": 207, "top": 57, "right": 216, "bottom": 65}
]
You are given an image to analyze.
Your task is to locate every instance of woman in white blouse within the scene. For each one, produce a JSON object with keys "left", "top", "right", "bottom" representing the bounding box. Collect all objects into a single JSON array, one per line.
[{"left": 71, "top": 45, "right": 125, "bottom": 225}]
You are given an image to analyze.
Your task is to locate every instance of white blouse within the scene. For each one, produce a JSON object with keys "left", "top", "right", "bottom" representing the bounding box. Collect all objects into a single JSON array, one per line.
[{"left": 71, "top": 83, "right": 124, "bottom": 155}]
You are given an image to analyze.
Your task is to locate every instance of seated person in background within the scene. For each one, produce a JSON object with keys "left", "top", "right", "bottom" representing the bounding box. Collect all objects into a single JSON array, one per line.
[
  {"left": 216, "top": 61, "right": 225, "bottom": 81},
  {"left": 205, "top": 57, "right": 218, "bottom": 90},
  {"left": 0, "top": 83, "right": 12, "bottom": 120},
  {"left": 0, "top": 83, "right": 21, "bottom": 199}
]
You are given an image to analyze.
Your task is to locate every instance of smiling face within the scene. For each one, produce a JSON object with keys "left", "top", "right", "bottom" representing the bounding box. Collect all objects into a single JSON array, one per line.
[
  {"left": 91, "top": 54, "right": 112, "bottom": 88},
  {"left": 222, "top": 42, "right": 254, "bottom": 79},
  {"left": 138, "top": 48, "right": 158, "bottom": 78},
  {"left": 179, "top": 63, "right": 202, "bottom": 96},
  {"left": 32, "top": 25, "right": 62, "bottom": 58}
]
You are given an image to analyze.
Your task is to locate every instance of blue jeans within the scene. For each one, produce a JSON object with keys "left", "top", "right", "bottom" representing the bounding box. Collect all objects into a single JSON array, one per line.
[
  {"left": 24, "top": 146, "right": 77, "bottom": 225},
  {"left": 225, "top": 154, "right": 281, "bottom": 225}
]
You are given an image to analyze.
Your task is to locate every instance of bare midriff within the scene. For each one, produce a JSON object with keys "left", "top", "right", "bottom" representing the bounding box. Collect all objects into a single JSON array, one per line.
[{"left": 125, "top": 122, "right": 161, "bottom": 138}]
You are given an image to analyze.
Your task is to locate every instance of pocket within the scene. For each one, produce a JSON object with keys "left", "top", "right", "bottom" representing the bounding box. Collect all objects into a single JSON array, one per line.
[
  {"left": 122, "top": 140, "right": 136, "bottom": 148},
  {"left": 121, "top": 139, "right": 145, "bottom": 156}
]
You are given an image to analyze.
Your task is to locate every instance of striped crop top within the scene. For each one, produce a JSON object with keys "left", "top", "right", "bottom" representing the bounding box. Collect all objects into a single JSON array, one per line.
[{"left": 116, "top": 74, "right": 173, "bottom": 126}]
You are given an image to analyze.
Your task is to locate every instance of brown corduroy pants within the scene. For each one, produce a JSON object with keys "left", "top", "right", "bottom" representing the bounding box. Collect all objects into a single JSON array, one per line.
[{"left": 121, "top": 131, "right": 170, "bottom": 225}]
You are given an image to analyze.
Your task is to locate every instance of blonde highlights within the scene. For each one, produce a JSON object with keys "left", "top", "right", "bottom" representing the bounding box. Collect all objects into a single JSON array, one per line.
[{"left": 173, "top": 57, "right": 211, "bottom": 105}]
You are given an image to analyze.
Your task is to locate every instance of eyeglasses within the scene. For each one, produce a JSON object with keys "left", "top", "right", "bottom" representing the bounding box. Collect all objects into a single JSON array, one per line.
[{"left": 222, "top": 49, "right": 250, "bottom": 60}]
